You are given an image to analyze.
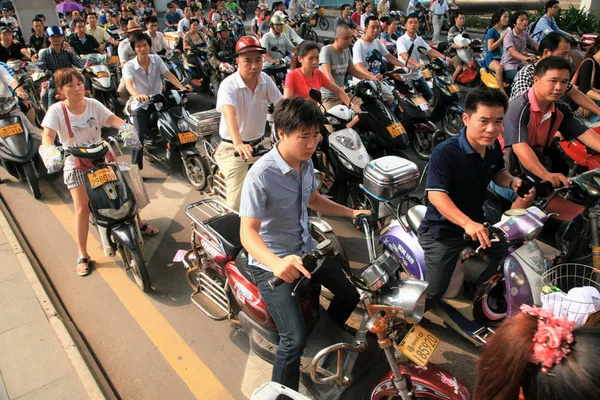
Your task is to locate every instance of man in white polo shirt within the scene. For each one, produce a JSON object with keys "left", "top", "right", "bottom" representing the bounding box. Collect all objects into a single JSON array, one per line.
[{"left": 215, "top": 36, "right": 283, "bottom": 210}]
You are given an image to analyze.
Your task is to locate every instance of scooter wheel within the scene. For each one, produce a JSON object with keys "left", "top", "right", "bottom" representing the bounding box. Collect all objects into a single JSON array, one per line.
[
  {"left": 442, "top": 111, "right": 465, "bottom": 137},
  {"left": 182, "top": 154, "right": 210, "bottom": 191},
  {"left": 23, "top": 162, "right": 41, "bottom": 199},
  {"left": 118, "top": 245, "right": 151, "bottom": 292}
]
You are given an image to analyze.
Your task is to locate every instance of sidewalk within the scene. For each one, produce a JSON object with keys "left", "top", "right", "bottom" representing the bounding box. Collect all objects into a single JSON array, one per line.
[{"left": 0, "top": 208, "right": 105, "bottom": 400}]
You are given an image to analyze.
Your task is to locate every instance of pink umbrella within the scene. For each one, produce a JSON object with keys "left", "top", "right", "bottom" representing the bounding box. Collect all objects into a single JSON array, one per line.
[{"left": 56, "top": 1, "right": 84, "bottom": 13}]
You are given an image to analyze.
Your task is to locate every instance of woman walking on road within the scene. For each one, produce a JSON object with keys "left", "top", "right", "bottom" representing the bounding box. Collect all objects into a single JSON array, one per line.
[{"left": 40, "top": 68, "right": 158, "bottom": 277}]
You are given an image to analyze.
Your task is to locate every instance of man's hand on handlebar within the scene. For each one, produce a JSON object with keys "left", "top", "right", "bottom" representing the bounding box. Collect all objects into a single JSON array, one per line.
[
  {"left": 350, "top": 104, "right": 361, "bottom": 113},
  {"left": 542, "top": 172, "right": 569, "bottom": 188},
  {"left": 134, "top": 94, "right": 150, "bottom": 102},
  {"left": 463, "top": 220, "right": 491, "bottom": 249},
  {"left": 271, "top": 255, "right": 311, "bottom": 283},
  {"left": 234, "top": 143, "right": 254, "bottom": 160},
  {"left": 182, "top": 84, "right": 193, "bottom": 92}
]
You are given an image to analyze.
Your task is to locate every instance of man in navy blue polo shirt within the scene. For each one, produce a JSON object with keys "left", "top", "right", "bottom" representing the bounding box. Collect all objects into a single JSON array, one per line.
[{"left": 418, "top": 87, "right": 534, "bottom": 311}]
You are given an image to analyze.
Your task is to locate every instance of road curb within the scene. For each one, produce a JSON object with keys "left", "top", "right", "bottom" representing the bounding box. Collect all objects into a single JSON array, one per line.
[{"left": 0, "top": 203, "right": 107, "bottom": 400}]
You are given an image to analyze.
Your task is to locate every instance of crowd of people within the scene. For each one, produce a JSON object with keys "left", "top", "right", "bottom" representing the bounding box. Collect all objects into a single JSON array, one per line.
[{"left": 0, "top": 0, "right": 599, "bottom": 399}]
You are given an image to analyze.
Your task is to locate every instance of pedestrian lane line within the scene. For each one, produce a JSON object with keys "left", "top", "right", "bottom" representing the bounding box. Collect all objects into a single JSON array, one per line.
[{"left": 42, "top": 183, "right": 234, "bottom": 400}]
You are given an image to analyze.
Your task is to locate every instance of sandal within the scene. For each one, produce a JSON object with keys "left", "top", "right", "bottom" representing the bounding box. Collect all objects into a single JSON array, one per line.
[
  {"left": 141, "top": 222, "right": 159, "bottom": 236},
  {"left": 76, "top": 258, "right": 91, "bottom": 277}
]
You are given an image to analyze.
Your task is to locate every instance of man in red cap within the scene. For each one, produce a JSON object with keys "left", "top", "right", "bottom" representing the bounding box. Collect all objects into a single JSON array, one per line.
[{"left": 214, "top": 36, "right": 283, "bottom": 210}]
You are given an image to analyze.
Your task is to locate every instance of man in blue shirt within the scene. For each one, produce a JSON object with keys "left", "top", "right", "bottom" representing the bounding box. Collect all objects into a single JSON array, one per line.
[
  {"left": 239, "top": 97, "right": 365, "bottom": 392},
  {"left": 164, "top": 2, "right": 184, "bottom": 30},
  {"left": 418, "top": 87, "right": 533, "bottom": 311},
  {"left": 532, "top": 0, "right": 570, "bottom": 44}
]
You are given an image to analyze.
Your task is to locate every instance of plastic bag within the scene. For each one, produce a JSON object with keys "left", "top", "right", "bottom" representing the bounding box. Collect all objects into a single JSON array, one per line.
[
  {"left": 119, "top": 123, "right": 142, "bottom": 150},
  {"left": 119, "top": 162, "right": 150, "bottom": 209},
  {"left": 38, "top": 144, "right": 64, "bottom": 174}
]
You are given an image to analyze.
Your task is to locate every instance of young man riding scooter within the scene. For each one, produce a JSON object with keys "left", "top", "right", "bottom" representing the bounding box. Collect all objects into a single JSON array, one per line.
[
  {"left": 418, "top": 87, "right": 534, "bottom": 311},
  {"left": 215, "top": 36, "right": 282, "bottom": 211},
  {"left": 239, "top": 97, "right": 367, "bottom": 393},
  {"left": 503, "top": 56, "right": 600, "bottom": 189}
]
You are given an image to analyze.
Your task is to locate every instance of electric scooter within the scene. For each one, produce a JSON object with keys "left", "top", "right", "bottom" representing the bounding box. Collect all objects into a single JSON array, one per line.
[
  {"left": 182, "top": 198, "right": 469, "bottom": 400},
  {"left": 361, "top": 155, "right": 555, "bottom": 346},
  {"left": 80, "top": 53, "right": 119, "bottom": 115}
]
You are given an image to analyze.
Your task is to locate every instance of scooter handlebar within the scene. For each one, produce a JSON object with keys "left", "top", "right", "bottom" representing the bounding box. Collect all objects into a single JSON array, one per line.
[{"left": 233, "top": 144, "right": 270, "bottom": 158}]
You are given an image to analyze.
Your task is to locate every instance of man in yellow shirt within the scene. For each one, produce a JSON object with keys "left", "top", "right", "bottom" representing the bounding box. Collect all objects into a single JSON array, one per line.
[{"left": 86, "top": 13, "right": 116, "bottom": 50}]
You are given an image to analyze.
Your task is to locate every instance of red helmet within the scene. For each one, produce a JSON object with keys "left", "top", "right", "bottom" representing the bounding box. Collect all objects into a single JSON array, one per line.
[{"left": 235, "top": 36, "right": 266, "bottom": 56}]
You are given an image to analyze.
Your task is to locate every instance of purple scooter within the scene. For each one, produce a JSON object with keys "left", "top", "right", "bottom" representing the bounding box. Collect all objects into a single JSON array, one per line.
[{"left": 361, "top": 155, "right": 554, "bottom": 346}]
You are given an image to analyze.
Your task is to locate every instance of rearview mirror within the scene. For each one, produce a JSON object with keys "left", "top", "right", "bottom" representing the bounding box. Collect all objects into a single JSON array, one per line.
[
  {"left": 309, "top": 88, "right": 322, "bottom": 104},
  {"left": 436, "top": 41, "right": 450, "bottom": 52},
  {"left": 417, "top": 46, "right": 428, "bottom": 55}
]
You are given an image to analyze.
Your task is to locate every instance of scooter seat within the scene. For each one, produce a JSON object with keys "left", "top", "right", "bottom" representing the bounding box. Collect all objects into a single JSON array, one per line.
[
  {"left": 407, "top": 205, "right": 427, "bottom": 233},
  {"left": 205, "top": 212, "right": 243, "bottom": 257},
  {"left": 235, "top": 249, "right": 254, "bottom": 282}
]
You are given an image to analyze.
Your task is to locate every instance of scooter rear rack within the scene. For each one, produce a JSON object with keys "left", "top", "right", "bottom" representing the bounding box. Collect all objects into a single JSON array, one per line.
[
  {"left": 472, "top": 326, "right": 495, "bottom": 345},
  {"left": 185, "top": 199, "right": 236, "bottom": 256}
]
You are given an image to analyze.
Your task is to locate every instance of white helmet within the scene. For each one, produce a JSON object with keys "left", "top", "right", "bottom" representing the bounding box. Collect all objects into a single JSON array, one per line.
[{"left": 453, "top": 33, "right": 471, "bottom": 47}]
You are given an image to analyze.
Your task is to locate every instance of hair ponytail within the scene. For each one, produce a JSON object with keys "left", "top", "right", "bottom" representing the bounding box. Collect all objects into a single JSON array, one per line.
[{"left": 474, "top": 313, "right": 537, "bottom": 400}]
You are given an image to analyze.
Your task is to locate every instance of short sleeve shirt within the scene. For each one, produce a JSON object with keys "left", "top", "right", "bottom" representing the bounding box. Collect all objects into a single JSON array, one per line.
[
  {"left": 430, "top": 0, "right": 449, "bottom": 15},
  {"left": 216, "top": 71, "right": 282, "bottom": 141},
  {"left": 68, "top": 34, "right": 100, "bottom": 55},
  {"left": 261, "top": 31, "right": 295, "bottom": 61},
  {"left": 239, "top": 146, "right": 318, "bottom": 270},
  {"left": 484, "top": 27, "right": 502, "bottom": 66},
  {"left": 419, "top": 129, "right": 505, "bottom": 239},
  {"left": 319, "top": 45, "right": 352, "bottom": 98},
  {"left": 284, "top": 68, "right": 331, "bottom": 99},
  {"left": 397, "top": 33, "right": 430, "bottom": 79},
  {"left": 0, "top": 41, "right": 23, "bottom": 62},
  {"left": 502, "top": 88, "right": 588, "bottom": 150},
  {"left": 501, "top": 29, "right": 531, "bottom": 71},
  {"left": 334, "top": 16, "right": 357, "bottom": 30},
  {"left": 122, "top": 54, "right": 168, "bottom": 109},
  {"left": 86, "top": 26, "right": 112, "bottom": 44},
  {"left": 510, "top": 63, "right": 574, "bottom": 101},
  {"left": 352, "top": 38, "right": 390, "bottom": 76}
]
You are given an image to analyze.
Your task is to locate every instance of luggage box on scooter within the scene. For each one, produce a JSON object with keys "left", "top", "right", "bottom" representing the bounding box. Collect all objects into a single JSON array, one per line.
[
  {"left": 363, "top": 156, "right": 419, "bottom": 200},
  {"left": 189, "top": 110, "right": 221, "bottom": 137}
]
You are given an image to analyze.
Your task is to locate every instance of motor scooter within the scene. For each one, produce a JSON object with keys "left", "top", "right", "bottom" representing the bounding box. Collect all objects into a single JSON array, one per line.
[
  {"left": 559, "top": 127, "right": 600, "bottom": 176},
  {"left": 452, "top": 33, "right": 484, "bottom": 87},
  {"left": 125, "top": 89, "right": 206, "bottom": 190},
  {"left": 182, "top": 43, "right": 211, "bottom": 94},
  {"left": 383, "top": 67, "right": 446, "bottom": 160},
  {"left": 182, "top": 198, "right": 469, "bottom": 400},
  {"left": 417, "top": 44, "right": 465, "bottom": 137},
  {"left": 161, "top": 50, "right": 189, "bottom": 91},
  {"left": 80, "top": 53, "right": 119, "bottom": 115},
  {"left": 66, "top": 140, "right": 150, "bottom": 291},
  {"left": 0, "top": 87, "right": 43, "bottom": 199},
  {"left": 361, "top": 156, "right": 555, "bottom": 345},
  {"left": 264, "top": 46, "right": 291, "bottom": 93},
  {"left": 349, "top": 80, "right": 411, "bottom": 160}
]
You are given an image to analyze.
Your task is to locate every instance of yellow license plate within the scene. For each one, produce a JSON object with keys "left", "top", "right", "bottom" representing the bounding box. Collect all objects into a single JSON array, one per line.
[
  {"left": 108, "top": 55, "right": 119, "bottom": 64},
  {"left": 421, "top": 70, "right": 432, "bottom": 79},
  {"left": 386, "top": 122, "right": 407, "bottom": 139},
  {"left": 0, "top": 123, "right": 24, "bottom": 138},
  {"left": 178, "top": 131, "right": 198, "bottom": 144},
  {"left": 96, "top": 71, "right": 109, "bottom": 78},
  {"left": 448, "top": 84, "right": 460, "bottom": 93},
  {"left": 412, "top": 96, "right": 427, "bottom": 106},
  {"left": 396, "top": 325, "right": 440, "bottom": 367},
  {"left": 88, "top": 167, "right": 118, "bottom": 189}
]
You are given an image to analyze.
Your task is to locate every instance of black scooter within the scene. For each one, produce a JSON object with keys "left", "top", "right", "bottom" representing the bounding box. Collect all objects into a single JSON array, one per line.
[
  {"left": 128, "top": 90, "right": 207, "bottom": 191},
  {"left": 264, "top": 46, "right": 290, "bottom": 93},
  {"left": 182, "top": 43, "right": 211, "bottom": 94},
  {"left": 0, "top": 78, "right": 43, "bottom": 199},
  {"left": 418, "top": 44, "right": 465, "bottom": 136},
  {"left": 66, "top": 140, "right": 150, "bottom": 292}
]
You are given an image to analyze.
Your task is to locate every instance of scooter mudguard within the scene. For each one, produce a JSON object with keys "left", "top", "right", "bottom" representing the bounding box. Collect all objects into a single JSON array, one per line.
[
  {"left": 308, "top": 217, "right": 333, "bottom": 233},
  {"left": 110, "top": 221, "right": 139, "bottom": 250},
  {"left": 472, "top": 273, "right": 507, "bottom": 326},
  {"left": 180, "top": 144, "right": 200, "bottom": 157},
  {"left": 371, "top": 362, "right": 469, "bottom": 399},
  {"left": 380, "top": 225, "right": 426, "bottom": 280}
]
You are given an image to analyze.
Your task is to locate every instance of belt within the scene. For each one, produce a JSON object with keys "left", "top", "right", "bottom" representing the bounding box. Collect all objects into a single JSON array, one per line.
[{"left": 221, "top": 137, "right": 263, "bottom": 146}]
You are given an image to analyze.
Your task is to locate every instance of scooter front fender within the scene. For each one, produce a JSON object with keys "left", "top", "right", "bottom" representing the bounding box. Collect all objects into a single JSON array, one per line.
[
  {"left": 308, "top": 217, "right": 333, "bottom": 234},
  {"left": 179, "top": 144, "right": 200, "bottom": 157},
  {"left": 110, "top": 221, "right": 139, "bottom": 250},
  {"left": 371, "top": 361, "right": 470, "bottom": 400}
]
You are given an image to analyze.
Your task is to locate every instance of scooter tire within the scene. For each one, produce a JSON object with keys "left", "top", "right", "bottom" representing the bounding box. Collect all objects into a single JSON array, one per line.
[
  {"left": 411, "top": 132, "right": 432, "bottom": 161},
  {"left": 118, "top": 245, "right": 151, "bottom": 292},
  {"left": 23, "top": 162, "right": 41, "bottom": 199},
  {"left": 182, "top": 154, "right": 210, "bottom": 191},
  {"left": 442, "top": 111, "right": 465, "bottom": 137},
  {"left": 318, "top": 17, "right": 329, "bottom": 31},
  {"left": 308, "top": 30, "right": 319, "bottom": 43}
]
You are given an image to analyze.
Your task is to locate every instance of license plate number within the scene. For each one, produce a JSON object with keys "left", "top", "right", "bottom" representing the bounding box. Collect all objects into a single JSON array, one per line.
[
  {"left": 108, "top": 55, "right": 119, "bottom": 64},
  {"left": 421, "top": 70, "right": 432, "bottom": 79},
  {"left": 448, "top": 84, "right": 460, "bottom": 93},
  {"left": 96, "top": 71, "right": 109, "bottom": 78},
  {"left": 178, "top": 131, "right": 198, "bottom": 144},
  {"left": 88, "top": 167, "right": 118, "bottom": 189},
  {"left": 386, "top": 122, "right": 407, "bottom": 139},
  {"left": 0, "top": 123, "right": 24, "bottom": 138},
  {"left": 396, "top": 325, "right": 440, "bottom": 367}
]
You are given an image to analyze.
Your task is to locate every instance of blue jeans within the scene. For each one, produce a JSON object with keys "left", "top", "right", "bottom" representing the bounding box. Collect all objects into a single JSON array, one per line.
[
  {"left": 489, "top": 181, "right": 518, "bottom": 202},
  {"left": 504, "top": 69, "right": 518, "bottom": 83},
  {"left": 412, "top": 76, "right": 433, "bottom": 102},
  {"left": 249, "top": 258, "right": 359, "bottom": 392}
]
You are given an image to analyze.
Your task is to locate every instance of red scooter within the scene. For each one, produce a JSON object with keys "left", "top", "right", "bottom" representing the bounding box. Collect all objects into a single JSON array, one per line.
[
  {"left": 182, "top": 199, "right": 469, "bottom": 400},
  {"left": 559, "top": 125, "right": 600, "bottom": 175}
]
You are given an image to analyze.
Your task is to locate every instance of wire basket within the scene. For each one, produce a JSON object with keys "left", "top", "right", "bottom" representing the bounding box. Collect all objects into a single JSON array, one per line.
[{"left": 541, "top": 263, "right": 600, "bottom": 327}]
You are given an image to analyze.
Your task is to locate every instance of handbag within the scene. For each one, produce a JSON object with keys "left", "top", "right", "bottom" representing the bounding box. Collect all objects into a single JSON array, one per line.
[
  {"left": 571, "top": 58, "right": 596, "bottom": 119},
  {"left": 119, "top": 162, "right": 150, "bottom": 209},
  {"left": 61, "top": 102, "right": 114, "bottom": 171}
]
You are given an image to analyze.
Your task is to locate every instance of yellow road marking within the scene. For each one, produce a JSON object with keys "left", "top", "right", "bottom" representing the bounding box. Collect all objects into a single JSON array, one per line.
[{"left": 43, "top": 184, "right": 234, "bottom": 400}]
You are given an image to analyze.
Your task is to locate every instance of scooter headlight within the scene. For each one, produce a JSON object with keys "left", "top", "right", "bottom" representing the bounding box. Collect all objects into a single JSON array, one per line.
[
  {"left": 154, "top": 102, "right": 163, "bottom": 111},
  {"left": 326, "top": 116, "right": 340, "bottom": 125},
  {"left": 440, "top": 87, "right": 451, "bottom": 96},
  {"left": 338, "top": 155, "right": 354, "bottom": 172},
  {"left": 97, "top": 200, "right": 133, "bottom": 220},
  {"left": 439, "top": 76, "right": 453, "bottom": 85},
  {"left": 373, "top": 279, "right": 429, "bottom": 324},
  {"left": 335, "top": 132, "right": 360, "bottom": 151},
  {"left": 177, "top": 119, "right": 189, "bottom": 131}
]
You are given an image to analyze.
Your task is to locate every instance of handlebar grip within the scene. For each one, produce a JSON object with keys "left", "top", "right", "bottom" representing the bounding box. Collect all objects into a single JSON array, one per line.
[
  {"left": 233, "top": 151, "right": 240, "bottom": 157},
  {"left": 268, "top": 276, "right": 286, "bottom": 290}
]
